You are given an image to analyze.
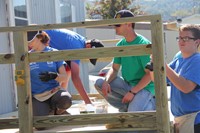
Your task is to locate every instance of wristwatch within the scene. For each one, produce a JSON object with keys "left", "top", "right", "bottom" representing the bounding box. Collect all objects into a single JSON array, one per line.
[{"left": 129, "top": 90, "right": 137, "bottom": 95}]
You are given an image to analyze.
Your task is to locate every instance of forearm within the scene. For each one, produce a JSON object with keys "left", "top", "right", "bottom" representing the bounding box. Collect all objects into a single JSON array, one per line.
[
  {"left": 71, "top": 75, "right": 91, "bottom": 104},
  {"left": 166, "top": 64, "right": 196, "bottom": 93},
  {"left": 105, "top": 68, "right": 118, "bottom": 83},
  {"left": 56, "top": 66, "right": 68, "bottom": 83},
  {"left": 130, "top": 72, "right": 151, "bottom": 93}
]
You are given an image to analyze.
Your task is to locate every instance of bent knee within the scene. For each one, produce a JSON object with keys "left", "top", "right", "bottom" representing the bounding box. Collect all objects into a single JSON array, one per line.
[
  {"left": 95, "top": 78, "right": 104, "bottom": 86},
  {"left": 95, "top": 78, "right": 105, "bottom": 90},
  {"left": 59, "top": 96, "right": 72, "bottom": 109}
]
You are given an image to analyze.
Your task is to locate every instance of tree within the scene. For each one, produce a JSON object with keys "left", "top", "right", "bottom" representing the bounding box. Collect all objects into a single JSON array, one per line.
[{"left": 86, "top": 0, "right": 142, "bottom": 19}]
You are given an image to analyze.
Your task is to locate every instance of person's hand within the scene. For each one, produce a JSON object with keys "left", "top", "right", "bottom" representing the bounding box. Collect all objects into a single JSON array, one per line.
[
  {"left": 85, "top": 104, "right": 96, "bottom": 112},
  {"left": 39, "top": 72, "right": 58, "bottom": 82},
  {"left": 145, "top": 54, "right": 153, "bottom": 71},
  {"left": 101, "top": 80, "right": 111, "bottom": 98},
  {"left": 145, "top": 62, "right": 153, "bottom": 71},
  {"left": 122, "top": 92, "right": 134, "bottom": 103}
]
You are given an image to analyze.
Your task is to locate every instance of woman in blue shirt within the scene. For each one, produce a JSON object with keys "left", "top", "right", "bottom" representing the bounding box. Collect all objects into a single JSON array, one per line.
[{"left": 28, "top": 31, "right": 72, "bottom": 116}]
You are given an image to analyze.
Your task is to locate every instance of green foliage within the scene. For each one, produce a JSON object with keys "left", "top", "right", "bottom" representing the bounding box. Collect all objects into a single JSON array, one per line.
[{"left": 86, "top": 0, "right": 142, "bottom": 19}]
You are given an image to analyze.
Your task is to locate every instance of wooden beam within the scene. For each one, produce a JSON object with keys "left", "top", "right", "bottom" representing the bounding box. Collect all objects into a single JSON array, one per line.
[
  {"left": 0, "top": 45, "right": 152, "bottom": 64},
  {"left": 29, "top": 45, "right": 152, "bottom": 63},
  {"left": 33, "top": 112, "right": 157, "bottom": 131},
  {"left": 13, "top": 32, "right": 33, "bottom": 133},
  {"left": 151, "top": 15, "right": 170, "bottom": 133},
  {"left": 0, "top": 15, "right": 160, "bottom": 32},
  {"left": 0, "top": 117, "right": 19, "bottom": 129},
  {"left": 0, "top": 112, "right": 156, "bottom": 130}
]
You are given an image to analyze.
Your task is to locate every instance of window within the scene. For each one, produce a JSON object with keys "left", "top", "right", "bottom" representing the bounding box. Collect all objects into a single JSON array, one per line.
[
  {"left": 59, "top": 0, "right": 72, "bottom": 23},
  {"left": 13, "top": 0, "right": 28, "bottom": 26}
]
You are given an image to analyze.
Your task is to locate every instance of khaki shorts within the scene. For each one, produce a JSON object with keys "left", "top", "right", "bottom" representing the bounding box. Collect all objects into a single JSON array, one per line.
[{"left": 33, "top": 87, "right": 61, "bottom": 102}]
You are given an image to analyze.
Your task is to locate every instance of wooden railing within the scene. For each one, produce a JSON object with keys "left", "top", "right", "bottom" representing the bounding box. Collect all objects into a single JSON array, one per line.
[{"left": 0, "top": 14, "right": 172, "bottom": 133}]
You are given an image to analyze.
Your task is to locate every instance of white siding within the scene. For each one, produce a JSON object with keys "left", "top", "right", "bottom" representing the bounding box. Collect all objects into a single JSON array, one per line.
[
  {"left": 0, "top": 0, "right": 16, "bottom": 114},
  {"left": 29, "top": 0, "right": 56, "bottom": 24}
]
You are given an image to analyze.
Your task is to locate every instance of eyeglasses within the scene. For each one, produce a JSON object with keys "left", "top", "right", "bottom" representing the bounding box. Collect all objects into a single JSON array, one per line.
[
  {"left": 114, "top": 24, "right": 121, "bottom": 27},
  {"left": 176, "top": 36, "right": 197, "bottom": 42}
]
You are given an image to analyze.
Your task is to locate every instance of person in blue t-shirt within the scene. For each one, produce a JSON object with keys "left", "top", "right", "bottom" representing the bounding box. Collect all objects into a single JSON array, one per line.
[
  {"left": 43, "top": 29, "right": 104, "bottom": 105},
  {"left": 27, "top": 31, "right": 72, "bottom": 117},
  {"left": 147, "top": 24, "right": 200, "bottom": 133}
]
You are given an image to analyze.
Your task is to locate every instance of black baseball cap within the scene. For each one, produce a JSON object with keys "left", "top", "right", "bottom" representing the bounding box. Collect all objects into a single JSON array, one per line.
[
  {"left": 114, "top": 10, "right": 134, "bottom": 19},
  {"left": 90, "top": 39, "right": 104, "bottom": 48},
  {"left": 27, "top": 30, "right": 42, "bottom": 42},
  {"left": 114, "top": 10, "right": 135, "bottom": 28},
  {"left": 86, "top": 39, "right": 104, "bottom": 65}
]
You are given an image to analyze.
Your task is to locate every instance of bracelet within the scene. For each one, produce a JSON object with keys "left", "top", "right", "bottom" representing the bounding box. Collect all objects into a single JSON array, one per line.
[{"left": 129, "top": 90, "right": 137, "bottom": 95}]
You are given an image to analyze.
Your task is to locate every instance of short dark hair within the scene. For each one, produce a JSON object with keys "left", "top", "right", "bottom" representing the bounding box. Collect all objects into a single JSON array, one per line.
[{"left": 179, "top": 24, "right": 200, "bottom": 39}]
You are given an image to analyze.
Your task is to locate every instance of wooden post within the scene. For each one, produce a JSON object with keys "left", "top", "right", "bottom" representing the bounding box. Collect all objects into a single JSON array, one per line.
[
  {"left": 13, "top": 32, "right": 33, "bottom": 133},
  {"left": 151, "top": 16, "right": 170, "bottom": 132}
]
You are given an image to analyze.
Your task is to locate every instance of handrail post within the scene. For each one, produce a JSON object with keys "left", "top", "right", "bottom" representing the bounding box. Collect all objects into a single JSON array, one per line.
[
  {"left": 151, "top": 16, "right": 170, "bottom": 133},
  {"left": 13, "top": 31, "right": 33, "bottom": 133}
]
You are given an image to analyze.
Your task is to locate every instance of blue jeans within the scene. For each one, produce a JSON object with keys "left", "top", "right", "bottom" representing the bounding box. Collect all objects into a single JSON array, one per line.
[{"left": 95, "top": 77, "right": 156, "bottom": 112}]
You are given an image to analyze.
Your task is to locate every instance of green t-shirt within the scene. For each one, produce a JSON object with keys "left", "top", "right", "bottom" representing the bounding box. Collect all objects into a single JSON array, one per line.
[{"left": 113, "top": 34, "right": 155, "bottom": 95}]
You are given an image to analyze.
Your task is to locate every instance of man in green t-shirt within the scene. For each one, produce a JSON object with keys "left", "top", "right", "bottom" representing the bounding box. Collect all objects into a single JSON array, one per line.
[{"left": 95, "top": 10, "right": 155, "bottom": 112}]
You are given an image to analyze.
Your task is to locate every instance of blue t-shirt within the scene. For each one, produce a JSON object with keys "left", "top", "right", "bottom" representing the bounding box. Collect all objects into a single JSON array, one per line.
[
  {"left": 29, "top": 46, "right": 65, "bottom": 95},
  {"left": 45, "top": 29, "right": 86, "bottom": 64},
  {"left": 173, "top": 51, "right": 182, "bottom": 60},
  {"left": 168, "top": 53, "right": 200, "bottom": 124}
]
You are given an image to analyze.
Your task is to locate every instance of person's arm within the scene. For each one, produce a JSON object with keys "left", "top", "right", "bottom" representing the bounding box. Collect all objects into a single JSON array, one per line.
[
  {"left": 102, "top": 63, "right": 120, "bottom": 97},
  {"left": 165, "top": 64, "right": 197, "bottom": 93},
  {"left": 122, "top": 70, "right": 151, "bottom": 103},
  {"left": 70, "top": 62, "right": 92, "bottom": 104},
  {"left": 130, "top": 70, "right": 151, "bottom": 93},
  {"left": 57, "top": 65, "right": 68, "bottom": 88}
]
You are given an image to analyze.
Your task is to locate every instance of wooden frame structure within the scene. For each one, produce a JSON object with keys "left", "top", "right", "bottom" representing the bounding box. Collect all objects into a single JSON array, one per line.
[{"left": 0, "top": 14, "right": 171, "bottom": 133}]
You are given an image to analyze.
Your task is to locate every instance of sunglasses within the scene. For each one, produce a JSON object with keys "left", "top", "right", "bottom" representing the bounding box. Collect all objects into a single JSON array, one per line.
[{"left": 114, "top": 24, "right": 121, "bottom": 27}]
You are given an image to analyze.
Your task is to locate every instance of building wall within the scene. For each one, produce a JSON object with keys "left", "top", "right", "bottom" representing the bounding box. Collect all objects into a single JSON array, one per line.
[
  {"left": 0, "top": 0, "right": 16, "bottom": 114},
  {"left": 29, "top": 0, "right": 57, "bottom": 24}
]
